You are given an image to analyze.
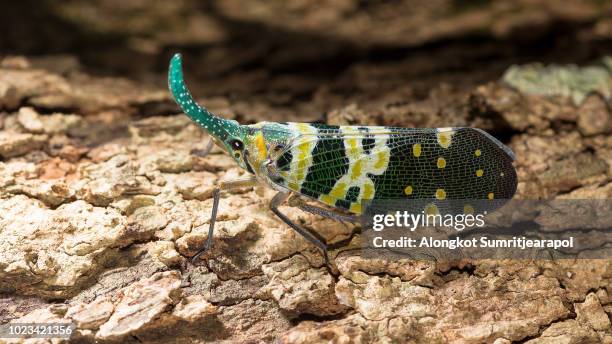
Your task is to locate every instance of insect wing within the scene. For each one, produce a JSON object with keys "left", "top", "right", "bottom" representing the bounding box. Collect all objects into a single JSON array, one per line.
[{"left": 268, "top": 124, "right": 517, "bottom": 214}]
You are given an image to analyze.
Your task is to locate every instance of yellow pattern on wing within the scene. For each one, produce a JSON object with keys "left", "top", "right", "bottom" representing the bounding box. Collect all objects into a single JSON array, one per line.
[{"left": 317, "top": 126, "right": 390, "bottom": 214}]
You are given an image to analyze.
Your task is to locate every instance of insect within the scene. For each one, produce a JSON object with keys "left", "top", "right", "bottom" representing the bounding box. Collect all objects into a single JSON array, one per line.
[{"left": 168, "top": 53, "right": 517, "bottom": 266}]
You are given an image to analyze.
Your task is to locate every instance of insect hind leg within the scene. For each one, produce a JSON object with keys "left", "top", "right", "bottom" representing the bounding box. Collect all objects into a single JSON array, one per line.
[
  {"left": 287, "top": 195, "right": 359, "bottom": 224},
  {"left": 270, "top": 192, "right": 334, "bottom": 271}
]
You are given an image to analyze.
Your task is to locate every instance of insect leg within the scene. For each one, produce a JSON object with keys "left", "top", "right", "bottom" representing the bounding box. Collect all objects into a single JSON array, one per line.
[
  {"left": 191, "top": 176, "right": 258, "bottom": 263},
  {"left": 270, "top": 192, "right": 332, "bottom": 268},
  {"left": 202, "top": 138, "right": 215, "bottom": 156},
  {"left": 287, "top": 195, "right": 359, "bottom": 224},
  {"left": 192, "top": 138, "right": 215, "bottom": 158}
]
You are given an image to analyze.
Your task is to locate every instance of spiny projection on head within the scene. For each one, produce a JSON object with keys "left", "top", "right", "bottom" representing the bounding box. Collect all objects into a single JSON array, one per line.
[
  {"left": 168, "top": 53, "right": 518, "bottom": 269},
  {"left": 169, "top": 54, "right": 243, "bottom": 142}
]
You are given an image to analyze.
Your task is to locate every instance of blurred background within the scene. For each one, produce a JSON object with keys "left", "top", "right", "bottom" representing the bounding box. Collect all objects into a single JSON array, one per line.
[{"left": 3, "top": 0, "right": 612, "bottom": 125}]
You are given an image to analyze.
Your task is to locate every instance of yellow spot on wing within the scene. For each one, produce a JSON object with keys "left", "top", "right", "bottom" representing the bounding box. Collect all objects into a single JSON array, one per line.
[
  {"left": 475, "top": 149, "right": 482, "bottom": 157},
  {"left": 320, "top": 194, "right": 336, "bottom": 206},
  {"left": 374, "top": 151, "right": 388, "bottom": 169},
  {"left": 404, "top": 185, "right": 413, "bottom": 195},
  {"left": 349, "top": 203, "right": 362, "bottom": 214},
  {"left": 351, "top": 159, "right": 363, "bottom": 180},
  {"left": 413, "top": 143, "right": 422, "bottom": 157},
  {"left": 425, "top": 203, "right": 439, "bottom": 215},
  {"left": 436, "top": 128, "right": 453, "bottom": 149},
  {"left": 437, "top": 157, "right": 446, "bottom": 169},
  {"left": 363, "top": 181, "right": 375, "bottom": 200},
  {"left": 347, "top": 138, "right": 359, "bottom": 152},
  {"left": 435, "top": 189, "right": 446, "bottom": 200},
  {"left": 329, "top": 183, "right": 347, "bottom": 199},
  {"left": 488, "top": 192, "right": 494, "bottom": 200},
  {"left": 476, "top": 169, "right": 484, "bottom": 177}
]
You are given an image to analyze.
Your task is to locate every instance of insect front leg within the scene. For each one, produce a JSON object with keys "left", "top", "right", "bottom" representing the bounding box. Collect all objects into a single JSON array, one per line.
[
  {"left": 192, "top": 138, "right": 215, "bottom": 158},
  {"left": 191, "top": 175, "right": 258, "bottom": 263},
  {"left": 270, "top": 192, "right": 333, "bottom": 270}
]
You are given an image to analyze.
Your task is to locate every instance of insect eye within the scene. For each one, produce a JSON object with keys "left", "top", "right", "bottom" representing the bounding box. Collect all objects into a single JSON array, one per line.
[{"left": 230, "top": 139, "right": 244, "bottom": 151}]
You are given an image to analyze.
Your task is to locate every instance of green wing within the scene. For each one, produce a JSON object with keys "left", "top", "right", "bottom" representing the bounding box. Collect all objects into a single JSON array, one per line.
[{"left": 269, "top": 123, "right": 517, "bottom": 214}]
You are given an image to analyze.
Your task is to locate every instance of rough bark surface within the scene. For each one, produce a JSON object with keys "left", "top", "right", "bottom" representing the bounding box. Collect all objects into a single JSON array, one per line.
[{"left": 0, "top": 1, "right": 611, "bottom": 343}]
